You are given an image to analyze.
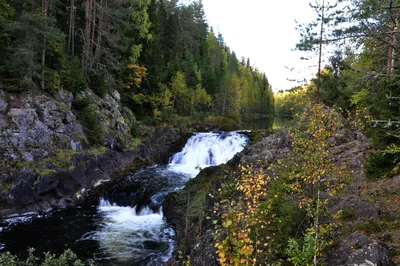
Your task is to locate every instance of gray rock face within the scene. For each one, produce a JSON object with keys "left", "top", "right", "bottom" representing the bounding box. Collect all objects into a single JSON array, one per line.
[
  {"left": 240, "top": 132, "right": 290, "bottom": 165},
  {"left": 0, "top": 123, "right": 185, "bottom": 218},
  {"left": 88, "top": 90, "right": 135, "bottom": 144},
  {"left": 327, "top": 232, "right": 396, "bottom": 266},
  {"left": 7, "top": 171, "right": 36, "bottom": 206},
  {"left": 189, "top": 230, "right": 218, "bottom": 266},
  {"left": 0, "top": 90, "right": 85, "bottom": 162},
  {"left": 329, "top": 195, "right": 380, "bottom": 222}
]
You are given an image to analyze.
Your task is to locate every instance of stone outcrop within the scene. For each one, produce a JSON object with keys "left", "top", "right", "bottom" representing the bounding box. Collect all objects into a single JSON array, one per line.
[
  {"left": 327, "top": 232, "right": 395, "bottom": 266},
  {"left": 240, "top": 131, "right": 290, "bottom": 165},
  {"left": 0, "top": 126, "right": 185, "bottom": 218},
  {"left": 0, "top": 89, "right": 187, "bottom": 218},
  {"left": 0, "top": 90, "right": 85, "bottom": 162},
  {"left": 329, "top": 195, "right": 380, "bottom": 222}
]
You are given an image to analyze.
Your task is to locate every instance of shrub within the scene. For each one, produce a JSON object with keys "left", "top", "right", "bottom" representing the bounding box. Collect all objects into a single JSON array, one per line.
[
  {"left": 355, "top": 219, "right": 382, "bottom": 234},
  {"left": 44, "top": 69, "right": 61, "bottom": 92},
  {"left": 80, "top": 105, "right": 105, "bottom": 145},
  {"left": 363, "top": 151, "right": 395, "bottom": 179},
  {"left": 0, "top": 248, "right": 91, "bottom": 266},
  {"left": 337, "top": 208, "right": 355, "bottom": 221},
  {"left": 130, "top": 121, "right": 141, "bottom": 138},
  {"left": 88, "top": 70, "right": 106, "bottom": 98},
  {"left": 72, "top": 95, "right": 105, "bottom": 145},
  {"left": 60, "top": 57, "right": 86, "bottom": 94},
  {"left": 72, "top": 95, "right": 92, "bottom": 110}
]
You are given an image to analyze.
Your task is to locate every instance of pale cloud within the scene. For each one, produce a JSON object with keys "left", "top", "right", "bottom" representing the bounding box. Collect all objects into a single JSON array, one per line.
[{"left": 201, "top": 0, "right": 317, "bottom": 91}]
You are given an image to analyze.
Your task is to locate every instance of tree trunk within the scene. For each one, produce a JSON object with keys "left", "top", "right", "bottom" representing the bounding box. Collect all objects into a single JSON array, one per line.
[
  {"left": 95, "top": 0, "right": 103, "bottom": 61},
  {"left": 316, "top": 0, "right": 325, "bottom": 104},
  {"left": 314, "top": 184, "right": 320, "bottom": 266},
  {"left": 89, "top": 0, "right": 96, "bottom": 70},
  {"left": 83, "top": 0, "right": 92, "bottom": 77},
  {"left": 387, "top": 0, "right": 396, "bottom": 75},
  {"left": 68, "top": 0, "right": 75, "bottom": 57},
  {"left": 41, "top": 0, "right": 48, "bottom": 90}
]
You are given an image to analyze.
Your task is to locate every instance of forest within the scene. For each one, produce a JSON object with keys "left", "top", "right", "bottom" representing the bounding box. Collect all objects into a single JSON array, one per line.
[
  {"left": 0, "top": 0, "right": 274, "bottom": 125},
  {"left": 2, "top": 0, "right": 400, "bottom": 265},
  {"left": 210, "top": 0, "right": 400, "bottom": 264},
  {"left": 275, "top": 0, "right": 400, "bottom": 179}
]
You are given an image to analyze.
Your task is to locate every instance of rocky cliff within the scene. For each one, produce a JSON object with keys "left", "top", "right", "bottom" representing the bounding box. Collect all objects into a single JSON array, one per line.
[{"left": 0, "top": 89, "right": 187, "bottom": 218}]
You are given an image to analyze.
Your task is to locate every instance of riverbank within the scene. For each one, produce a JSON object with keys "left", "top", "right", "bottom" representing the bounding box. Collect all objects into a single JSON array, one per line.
[
  {"left": 0, "top": 130, "right": 250, "bottom": 265},
  {"left": 0, "top": 89, "right": 201, "bottom": 219},
  {"left": 163, "top": 119, "right": 399, "bottom": 265}
]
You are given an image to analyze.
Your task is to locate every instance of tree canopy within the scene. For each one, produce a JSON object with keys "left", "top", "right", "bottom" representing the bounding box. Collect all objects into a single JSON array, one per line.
[{"left": 0, "top": 0, "right": 275, "bottom": 123}]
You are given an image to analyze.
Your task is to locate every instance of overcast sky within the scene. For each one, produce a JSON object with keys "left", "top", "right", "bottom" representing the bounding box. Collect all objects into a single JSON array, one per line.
[{"left": 201, "top": 0, "right": 316, "bottom": 91}]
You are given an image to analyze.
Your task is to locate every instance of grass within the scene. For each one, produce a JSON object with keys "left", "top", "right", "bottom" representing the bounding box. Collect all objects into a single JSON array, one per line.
[{"left": 355, "top": 219, "right": 382, "bottom": 234}]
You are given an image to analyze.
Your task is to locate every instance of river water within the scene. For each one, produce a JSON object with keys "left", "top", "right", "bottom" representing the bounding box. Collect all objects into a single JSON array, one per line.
[{"left": 0, "top": 131, "right": 248, "bottom": 265}]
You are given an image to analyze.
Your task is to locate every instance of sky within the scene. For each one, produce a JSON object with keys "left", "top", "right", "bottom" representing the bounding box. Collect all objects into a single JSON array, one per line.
[{"left": 201, "top": 0, "right": 316, "bottom": 91}]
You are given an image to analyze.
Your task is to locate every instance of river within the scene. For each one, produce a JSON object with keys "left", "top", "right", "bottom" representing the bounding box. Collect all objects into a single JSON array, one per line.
[{"left": 0, "top": 131, "right": 248, "bottom": 265}]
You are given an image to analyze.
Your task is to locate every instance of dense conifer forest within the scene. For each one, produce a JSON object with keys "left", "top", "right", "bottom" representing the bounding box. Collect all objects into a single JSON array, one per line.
[{"left": 0, "top": 0, "right": 274, "bottom": 123}]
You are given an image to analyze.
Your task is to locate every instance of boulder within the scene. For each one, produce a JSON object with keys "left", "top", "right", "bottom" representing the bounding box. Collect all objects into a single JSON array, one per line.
[
  {"left": 327, "top": 232, "right": 395, "bottom": 266},
  {"left": 0, "top": 91, "right": 85, "bottom": 162},
  {"left": 36, "top": 174, "right": 59, "bottom": 195},
  {"left": 240, "top": 132, "right": 290, "bottom": 165},
  {"left": 7, "top": 171, "right": 36, "bottom": 206},
  {"left": 329, "top": 195, "right": 380, "bottom": 222}
]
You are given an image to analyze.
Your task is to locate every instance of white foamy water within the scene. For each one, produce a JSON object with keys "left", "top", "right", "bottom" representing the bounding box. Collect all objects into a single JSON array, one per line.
[
  {"left": 168, "top": 131, "right": 247, "bottom": 176},
  {"left": 82, "top": 198, "right": 173, "bottom": 264},
  {"left": 85, "top": 131, "right": 248, "bottom": 264}
]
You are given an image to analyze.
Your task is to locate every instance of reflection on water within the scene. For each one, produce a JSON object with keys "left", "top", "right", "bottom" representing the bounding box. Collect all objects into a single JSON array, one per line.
[{"left": 273, "top": 115, "right": 293, "bottom": 130}]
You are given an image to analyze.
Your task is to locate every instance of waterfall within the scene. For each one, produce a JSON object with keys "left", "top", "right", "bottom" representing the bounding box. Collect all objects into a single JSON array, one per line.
[
  {"left": 87, "top": 131, "right": 248, "bottom": 265},
  {"left": 0, "top": 131, "right": 248, "bottom": 266},
  {"left": 168, "top": 131, "right": 248, "bottom": 176},
  {"left": 81, "top": 197, "right": 171, "bottom": 264}
]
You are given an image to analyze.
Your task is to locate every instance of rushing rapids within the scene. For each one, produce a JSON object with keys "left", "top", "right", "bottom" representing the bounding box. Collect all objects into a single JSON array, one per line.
[
  {"left": 169, "top": 131, "right": 248, "bottom": 176},
  {"left": 0, "top": 131, "right": 248, "bottom": 265}
]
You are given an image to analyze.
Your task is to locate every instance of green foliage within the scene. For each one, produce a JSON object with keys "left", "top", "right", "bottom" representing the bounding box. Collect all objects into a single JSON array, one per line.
[
  {"left": 72, "top": 95, "right": 105, "bottom": 145},
  {"left": 337, "top": 208, "right": 355, "bottom": 221},
  {"left": 131, "top": 121, "right": 141, "bottom": 138},
  {"left": 363, "top": 151, "right": 396, "bottom": 180},
  {"left": 0, "top": 1, "right": 13, "bottom": 22},
  {"left": 0, "top": 0, "right": 275, "bottom": 127},
  {"left": 171, "top": 71, "right": 191, "bottom": 116},
  {"left": 383, "top": 144, "right": 400, "bottom": 176},
  {"left": 280, "top": 104, "right": 350, "bottom": 263},
  {"left": 294, "top": 0, "right": 400, "bottom": 182},
  {"left": 0, "top": 8, "right": 64, "bottom": 91},
  {"left": 72, "top": 95, "right": 93, "bottom": 110},
  {"left": 286, "top": 228, "right": 316, "bottom": 266},
  {"left": 193, "top": 87, "right": 212, "bottom": 115},
  {"left": 355, "top": 219, "right": 382, "bottom": 234},
  {"left": 221, "top": 73, "right": 241, "bottom": 119},
  {"left": 213, "top": 164, "right": 303, "bottom": 265},
  {"left": 88, "top": 71, "right": 106, "bottom": 98},
  {"left": 80, "top": 105, "right": 105, "bottom": 145},
  {"left": 274, "top": 86, "right": 310, "bottom": 116},
  {"left": 44, "top": 69, "right": 61, "bottom": 92},
  {"left": 0, "top": 248, "right": 90, "bottom": 266},
  {"left": 60, "top": 57, "right": 86, "bottom": 94}
]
